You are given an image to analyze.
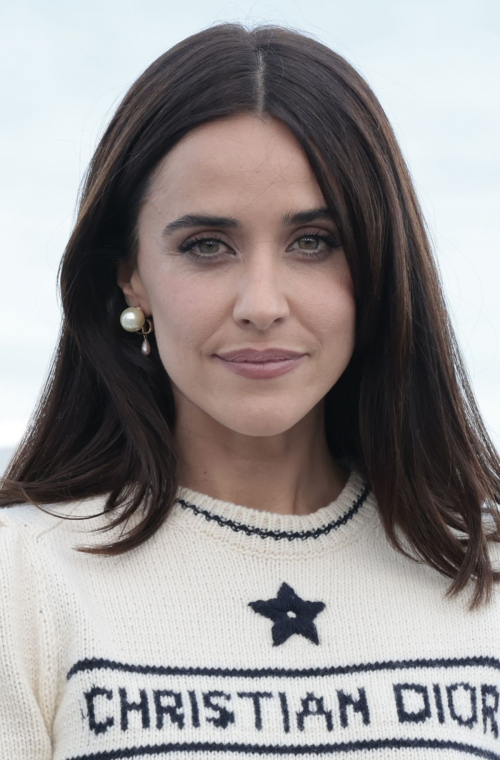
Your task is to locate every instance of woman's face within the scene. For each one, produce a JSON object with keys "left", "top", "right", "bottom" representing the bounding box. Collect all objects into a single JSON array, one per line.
[{"left": 119, "top": 113, "right": 356, "bottom": 438}]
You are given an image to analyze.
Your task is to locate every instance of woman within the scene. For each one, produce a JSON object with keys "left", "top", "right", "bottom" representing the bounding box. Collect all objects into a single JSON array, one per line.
[{"left": 1, "top": 21, "right": 499, "bottom": 759}]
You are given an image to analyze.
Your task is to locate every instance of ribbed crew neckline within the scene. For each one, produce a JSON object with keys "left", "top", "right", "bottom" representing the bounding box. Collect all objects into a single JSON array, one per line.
[{"left": 168, "top": 457, "right": 378, "bottom": 558}]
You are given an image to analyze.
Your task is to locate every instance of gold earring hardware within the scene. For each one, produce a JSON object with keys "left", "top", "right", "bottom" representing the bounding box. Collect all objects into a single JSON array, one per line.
[{"left": 138, "top": 319, "right": 153, "bottom": 336}]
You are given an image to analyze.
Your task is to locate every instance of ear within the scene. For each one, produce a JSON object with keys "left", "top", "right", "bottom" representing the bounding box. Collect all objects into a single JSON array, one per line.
[{"left": 117, "top": 261, "right": 152, "bottom": 317}]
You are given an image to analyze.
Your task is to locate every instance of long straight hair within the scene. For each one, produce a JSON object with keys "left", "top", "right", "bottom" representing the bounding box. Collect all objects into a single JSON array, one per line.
[{"left": 2, "top": 22, "right": 499, "bottom": 611}]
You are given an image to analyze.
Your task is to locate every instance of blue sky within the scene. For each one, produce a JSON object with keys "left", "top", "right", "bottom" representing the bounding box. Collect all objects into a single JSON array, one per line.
[{"left": 1, "top": 0, "right": 499, "bottom": 461}]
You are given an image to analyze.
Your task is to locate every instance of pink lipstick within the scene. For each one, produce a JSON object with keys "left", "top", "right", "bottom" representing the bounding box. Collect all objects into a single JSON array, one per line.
[{"left": 215, "top": 355, "right": 306, "bottom": 379}]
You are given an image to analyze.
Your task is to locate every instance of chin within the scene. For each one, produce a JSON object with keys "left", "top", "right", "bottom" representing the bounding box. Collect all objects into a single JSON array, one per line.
[{"left": 214, "top": 406, "right": 316, "bottom": 438}]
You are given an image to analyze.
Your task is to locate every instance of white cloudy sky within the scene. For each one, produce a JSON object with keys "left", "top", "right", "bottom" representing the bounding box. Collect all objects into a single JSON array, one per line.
[{"left": 1, "top": 0, "right": 499, "bottom": 463}]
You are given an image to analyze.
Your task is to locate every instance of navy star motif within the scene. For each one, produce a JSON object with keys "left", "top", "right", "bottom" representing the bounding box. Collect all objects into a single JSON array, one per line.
[{"left": 248, "top": 582, "right": 326, "bottom": 646}]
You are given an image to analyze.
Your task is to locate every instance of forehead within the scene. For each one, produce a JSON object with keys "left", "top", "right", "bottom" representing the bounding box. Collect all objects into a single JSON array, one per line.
[{"left": 144, "top": 113, "right": 325, "bottom": 216}]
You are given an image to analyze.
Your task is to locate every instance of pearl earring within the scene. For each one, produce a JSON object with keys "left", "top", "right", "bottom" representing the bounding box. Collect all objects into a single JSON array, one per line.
[{"left": 120, "top": 306, "right": 154, "bottom": 356}]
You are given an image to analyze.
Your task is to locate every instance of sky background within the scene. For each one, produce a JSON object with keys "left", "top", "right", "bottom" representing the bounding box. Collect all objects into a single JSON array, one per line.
[{"left": 1, "top": 0, "right": 499, "bottom": 474}]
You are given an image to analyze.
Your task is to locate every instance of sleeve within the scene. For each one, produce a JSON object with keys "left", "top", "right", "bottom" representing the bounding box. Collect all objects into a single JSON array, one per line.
[{"left": 0, "top": 514, "right": 53, "bottom": 759}]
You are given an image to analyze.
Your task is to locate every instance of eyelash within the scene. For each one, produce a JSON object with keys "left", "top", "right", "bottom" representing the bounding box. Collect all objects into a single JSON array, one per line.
[{"left": 177, "top": 231, "right": 341, "bottom": 263}]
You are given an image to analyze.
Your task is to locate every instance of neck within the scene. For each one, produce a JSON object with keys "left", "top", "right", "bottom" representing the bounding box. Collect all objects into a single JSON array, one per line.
[{"left": 175, "top": 402, "right": 348, "bottom": 516}]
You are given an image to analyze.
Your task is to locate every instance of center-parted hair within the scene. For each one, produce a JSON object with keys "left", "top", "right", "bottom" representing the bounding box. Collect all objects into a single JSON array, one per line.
[{"left": 2, "top": 22, "right": 499, "bottom": 610}]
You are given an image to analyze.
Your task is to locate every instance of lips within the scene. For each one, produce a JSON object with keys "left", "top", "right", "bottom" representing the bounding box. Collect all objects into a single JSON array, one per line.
[
  {"left": 216, "top": 354, "right": 306, "bottom": 379},
  {"left": 217, "top": 348, "right": 306, "bottom": 363}
]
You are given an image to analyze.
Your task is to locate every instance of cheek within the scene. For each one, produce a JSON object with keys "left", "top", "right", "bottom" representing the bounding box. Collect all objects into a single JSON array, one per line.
[
  {"left": 146, "top": 273, "right": 221, "bottom": 357},
  {"left": 302, "top": 266, "right": 356, "bottom": 346},
  {"left": 317, "top": 296, "right": 356, "bottom": 381},
  {"left": 307, "top": 289, "right": 355, "bottom": 335}
]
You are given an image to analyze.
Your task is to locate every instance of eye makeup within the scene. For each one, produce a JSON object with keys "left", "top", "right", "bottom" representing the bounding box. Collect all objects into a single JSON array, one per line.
[{"left": 176, "top": 231, "right": 341, "bottom": 263}]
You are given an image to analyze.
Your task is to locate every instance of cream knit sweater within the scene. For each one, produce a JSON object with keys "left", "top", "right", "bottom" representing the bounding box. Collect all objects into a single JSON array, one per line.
[{"left": 1, "top": 457, "right": 499, "bottom": 759}]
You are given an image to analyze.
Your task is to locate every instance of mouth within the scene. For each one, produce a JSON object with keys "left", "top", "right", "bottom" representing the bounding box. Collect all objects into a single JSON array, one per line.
[
  {"left": 220, "top": 358, "right": 291, "bottom": 363},
  {"left": 215, "top": 354, "right": 306, "bottom": 379},
  {"left": 215, "top": 347, "right": 307, "bottom": 363}
]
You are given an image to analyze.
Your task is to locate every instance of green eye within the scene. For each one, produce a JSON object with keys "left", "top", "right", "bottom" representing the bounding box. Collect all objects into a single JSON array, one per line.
[{"left": 177, "top": 232, "right": 340, "bottom": 263}]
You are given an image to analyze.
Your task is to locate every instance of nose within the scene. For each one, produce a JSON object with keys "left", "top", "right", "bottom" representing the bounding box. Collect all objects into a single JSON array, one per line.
[{"left": 231, "top": 253, "right": 291, "bottom": 330}]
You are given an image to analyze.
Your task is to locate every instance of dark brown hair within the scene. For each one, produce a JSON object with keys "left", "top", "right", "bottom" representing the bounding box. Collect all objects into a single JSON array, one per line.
[{"left": 2, "top": 22, "right": 499, "bottom": 610}]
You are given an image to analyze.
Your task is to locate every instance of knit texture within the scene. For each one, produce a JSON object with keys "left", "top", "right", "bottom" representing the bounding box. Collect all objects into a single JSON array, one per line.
[{"left": 1, "top": 457, "right": 499, "bottom": 759}]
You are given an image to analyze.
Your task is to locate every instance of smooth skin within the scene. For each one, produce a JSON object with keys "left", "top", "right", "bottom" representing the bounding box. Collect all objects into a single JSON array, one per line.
[{"left": 117, "top": 113, "right": 356, "bottom": 516}]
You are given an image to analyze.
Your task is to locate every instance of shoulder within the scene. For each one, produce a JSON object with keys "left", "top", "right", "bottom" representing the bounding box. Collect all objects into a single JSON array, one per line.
[
  {"left": 0, "top": 496, "right": 120, "bottom": 629},
  {"left": 0, "top": 501, "right": 69, "bottom": 535},
  {"left": 483, "top": 506, "right": 500, "bottom": 566},
  {"left": 0, "top": 495, "right": 114, "bottom": 552},
  {"left": 487, "top": 534, "right": 500, "bottom": 571}
]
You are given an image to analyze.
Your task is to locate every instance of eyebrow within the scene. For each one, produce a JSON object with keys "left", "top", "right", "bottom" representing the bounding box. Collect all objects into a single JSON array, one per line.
[{"left": 160, "top": 207, "right": 334, "bottom": 237}]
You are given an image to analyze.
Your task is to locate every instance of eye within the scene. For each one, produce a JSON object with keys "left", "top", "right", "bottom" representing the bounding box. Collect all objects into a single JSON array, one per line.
[
  {"left": 293, "top": 235, "right": 334, "bottom": 253},
  {"left": 177, "top": 231, "right": 341, "bottom": 263}
]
